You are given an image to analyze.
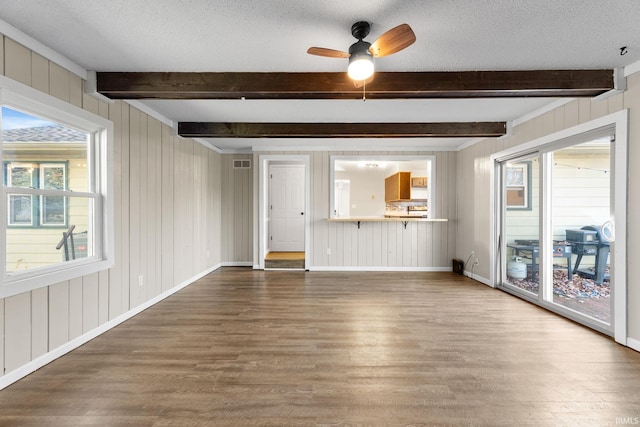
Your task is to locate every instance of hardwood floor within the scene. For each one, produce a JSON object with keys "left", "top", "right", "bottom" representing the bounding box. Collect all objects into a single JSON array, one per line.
[{"left": 1, "top": 268, "right": 639, "bottom": 426}]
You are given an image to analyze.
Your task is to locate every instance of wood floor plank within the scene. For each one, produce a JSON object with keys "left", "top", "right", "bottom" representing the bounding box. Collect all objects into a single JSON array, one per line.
[{"left": 1, "top": 267, "right": 639, "bottom": 426}]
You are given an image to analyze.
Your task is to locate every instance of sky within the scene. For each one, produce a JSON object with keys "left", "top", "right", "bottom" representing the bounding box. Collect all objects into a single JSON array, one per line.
[{"left": 1, "top": 106, "right": 56, "bottom": 130}]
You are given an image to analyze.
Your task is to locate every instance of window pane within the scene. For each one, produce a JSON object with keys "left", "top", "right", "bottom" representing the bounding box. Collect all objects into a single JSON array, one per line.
[
  {"left": 7, "top": 164, "right": 34, "bottom": 188},
  {"left": 504, "top": 158, "right": 540, "bottom": 295},
  {"left": 2, "top": 106, "right": 88, "bottom": 193},
  {"left": 506, "top": 166, "right": 524, "bottom": 186},
  {"left": 6, "top": 196, "right": 94, "bottom": 273},
  {"left": 551, "top": 140, "right": 611, "bottom": 324},
  {"left": 42, "top": 165, "right": 65, "bottom": 190},
  {"left": 9, "top": 195, "right": 33, "bottom": 225},
  {"left": 42, "top": 196, "right": 66, "bottom": 225}
]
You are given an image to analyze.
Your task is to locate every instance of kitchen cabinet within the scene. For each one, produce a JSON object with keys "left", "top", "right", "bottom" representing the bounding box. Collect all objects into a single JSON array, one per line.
[
  {"left": 411, "top": 177, "right": 428, "bottom": 187},
  {"left": 385, "top": 172, "right": 412, "bottom": 202}
]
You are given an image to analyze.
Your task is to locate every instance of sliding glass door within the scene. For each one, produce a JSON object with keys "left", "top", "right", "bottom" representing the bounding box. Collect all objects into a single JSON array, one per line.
[
  {"left": 550, "top": 140, "right": 612, "bottom": 323},
  {"left": 497, "top": 131, "right": 615, "bottom": 333},
  {"left": 502, "top": 156, "right": 540, "bottom": 297}
]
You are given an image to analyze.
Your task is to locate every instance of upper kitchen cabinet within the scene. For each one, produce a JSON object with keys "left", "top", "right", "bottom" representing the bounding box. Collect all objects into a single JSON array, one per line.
[{"left": 385, "top": 172, "right": 412, "bottom": 202}]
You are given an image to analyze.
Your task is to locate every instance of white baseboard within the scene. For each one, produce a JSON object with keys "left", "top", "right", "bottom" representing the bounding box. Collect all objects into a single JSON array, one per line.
[
  {"left": 463, "top": 270, "right": 493, "bottom": 287},
  {"left": 0, "top": 263, "right": 222, "bottom": 391},
  {"left": 221, "top": 261, "right": 253, "bottom": 267},
  {"left": 627, "top": 337, "right": 640, "bottom": 352},
  {"left": 309, "top": 266, "right": 452, "bottom": 272}
]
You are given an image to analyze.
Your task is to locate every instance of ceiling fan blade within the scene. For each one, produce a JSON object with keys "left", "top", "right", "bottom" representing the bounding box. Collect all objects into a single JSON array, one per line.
[
  {"left": 307, "top": 47, "right": 350, "bottom": 58},
  {"left": 369, "top": 24, "right": 416, "bottom": 57},
  {"left": 353, "top": 75, "right": 375, "bottom": 88}
]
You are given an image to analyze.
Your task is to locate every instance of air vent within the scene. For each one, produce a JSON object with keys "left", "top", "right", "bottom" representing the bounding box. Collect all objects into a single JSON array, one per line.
[{"left": 233, "top": 159, "right": 251, "bottom": 169}]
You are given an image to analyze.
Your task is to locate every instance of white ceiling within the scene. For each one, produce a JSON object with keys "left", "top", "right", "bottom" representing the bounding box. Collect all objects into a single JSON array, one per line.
[{"left": 1, "top": 0, "right": 640, "bottom": 152}]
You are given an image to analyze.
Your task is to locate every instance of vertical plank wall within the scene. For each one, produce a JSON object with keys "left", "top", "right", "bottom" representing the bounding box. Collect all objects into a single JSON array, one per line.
[
  {"left": 246, "top": 150, "right": 457, "bottom": 269},
  {"left": 455, "top": 72, "right": 640, "bottom": 341},
  {"left": 0, "top": 35, "right": 223, "bottom": 378},
  {"left": 221, "top": 155, "right": 253, "bottom": 264}
]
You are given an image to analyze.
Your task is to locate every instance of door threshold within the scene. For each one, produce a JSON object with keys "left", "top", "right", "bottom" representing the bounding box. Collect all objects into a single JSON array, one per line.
[{"left": 265, "top": 251, "right": 305, "bottom": 269}]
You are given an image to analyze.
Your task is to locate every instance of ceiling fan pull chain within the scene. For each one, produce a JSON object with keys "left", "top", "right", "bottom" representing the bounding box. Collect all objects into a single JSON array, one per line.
[{"left": 362, "top": 80, "right": 366, "bottom": 102}]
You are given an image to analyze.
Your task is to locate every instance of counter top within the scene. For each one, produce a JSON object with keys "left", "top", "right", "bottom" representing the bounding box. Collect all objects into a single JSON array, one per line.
[
  {"left": 327, "top": 217, "right": 448, "bottom": 229},
  {"left": 327, "top": 217, "right": 448, "bottom": 223}
]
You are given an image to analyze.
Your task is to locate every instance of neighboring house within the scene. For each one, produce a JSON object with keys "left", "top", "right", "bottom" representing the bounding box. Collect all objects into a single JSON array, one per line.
[{"left": 3, "top": 125, "right": 89, "bottom": 271}]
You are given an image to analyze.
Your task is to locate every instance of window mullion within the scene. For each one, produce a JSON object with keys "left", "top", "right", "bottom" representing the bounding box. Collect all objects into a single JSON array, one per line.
[{"left": 539, "top": 153, "right": 554, "bottom": 303}]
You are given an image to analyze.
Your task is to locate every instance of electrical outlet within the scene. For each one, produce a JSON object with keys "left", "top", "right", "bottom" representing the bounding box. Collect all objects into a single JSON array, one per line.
[
  {"left": 138, "top": 275, "right": 144, "bottom": 287},
  {"left": 327, "top": 248, "right": 331, "bottom": 255}
]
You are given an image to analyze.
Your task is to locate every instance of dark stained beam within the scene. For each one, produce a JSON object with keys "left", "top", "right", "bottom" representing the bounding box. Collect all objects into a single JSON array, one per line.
[
  {"left": 177, "top": 122, "right": 507, "bottom": 138},
  {"left": 97, "top": 70, "right": 614, "bottom": 100}
]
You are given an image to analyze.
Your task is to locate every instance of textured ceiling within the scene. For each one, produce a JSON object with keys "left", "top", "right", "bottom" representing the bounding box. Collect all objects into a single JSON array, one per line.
[{"left": 1, "top": 0, "right": 639, "bottom": 151}]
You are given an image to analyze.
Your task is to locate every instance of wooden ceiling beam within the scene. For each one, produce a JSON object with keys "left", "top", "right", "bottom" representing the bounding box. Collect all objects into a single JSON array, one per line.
[
  {"left": 97, "top": 70, "right": 614, "bottom": 100},
  {"left": 177, "top": 122, "right": 507, "bottom": 138}
]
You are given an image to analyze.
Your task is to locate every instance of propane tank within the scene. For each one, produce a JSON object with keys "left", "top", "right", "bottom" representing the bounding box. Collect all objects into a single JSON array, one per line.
[{"left": 507, "top": 256, "right": 527, "bottom": 280}]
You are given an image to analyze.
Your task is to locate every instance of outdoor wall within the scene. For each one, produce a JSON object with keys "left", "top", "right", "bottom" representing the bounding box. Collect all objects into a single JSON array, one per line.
[
  {"left": 550, "top": 152, "right": 610, "bottom": 240},
  {"left": 505, "top": 152, "right": 610, "bottom": 269},
  {"left": 456, "top": 70, "right": 640, "bottom": 344},
  {"left": 0, "top": 35, "right": 223, "bottom": 379},
  {"left": 251, "top": 150, "right": 456, "bottom": 269}
]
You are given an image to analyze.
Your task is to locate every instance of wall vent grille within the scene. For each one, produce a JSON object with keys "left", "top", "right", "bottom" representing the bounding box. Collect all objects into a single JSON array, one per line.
[{"left": 233, "top": 159, "right": 251, "bottom": 169}]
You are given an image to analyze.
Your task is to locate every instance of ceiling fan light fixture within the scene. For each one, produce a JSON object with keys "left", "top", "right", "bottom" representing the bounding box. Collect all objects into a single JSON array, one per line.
[{"left": 348, "top": 49, "right": 374, "bottom": 81}]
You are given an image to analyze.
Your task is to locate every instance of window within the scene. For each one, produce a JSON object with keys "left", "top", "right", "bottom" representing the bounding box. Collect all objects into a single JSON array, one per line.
[
  {"left": 329, "top": 155, "right": 435, "bottom": 218},
  {"left": 4, "top": 161, "right": 68, "bottom": 226},
  {"left": 506, "top": 162, "right": 531, "bottom": 210},
  {"left": 1, "top": 75, "right": 113, "bottom": 298}
]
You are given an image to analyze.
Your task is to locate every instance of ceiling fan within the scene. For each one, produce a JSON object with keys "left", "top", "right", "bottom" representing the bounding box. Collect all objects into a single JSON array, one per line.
[{"left": 307, "top": 21, "right": 416, "bottom": 85}]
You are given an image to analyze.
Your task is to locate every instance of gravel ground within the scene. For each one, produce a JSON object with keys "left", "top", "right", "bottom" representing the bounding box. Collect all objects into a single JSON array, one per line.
[{"left": 508, "top": 266, "right": 610, "bottom": 298}]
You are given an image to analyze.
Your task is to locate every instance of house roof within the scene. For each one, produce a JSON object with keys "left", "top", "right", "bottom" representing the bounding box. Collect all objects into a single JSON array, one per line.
[{"left": 2, "top": 125, "right": 87, "bottom": 143}]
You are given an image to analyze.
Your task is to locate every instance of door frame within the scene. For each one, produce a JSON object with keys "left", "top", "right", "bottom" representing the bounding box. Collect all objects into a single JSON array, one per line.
[
  {"left": 257, "top": 155, "right": 310, "bottom": 270},
  {"left": 490, "top": 109, "right": 628, "bottom": 345}
]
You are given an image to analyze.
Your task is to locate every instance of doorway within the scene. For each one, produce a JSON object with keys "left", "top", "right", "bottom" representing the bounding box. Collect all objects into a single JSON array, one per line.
[
  {"left": 269, "top": 164, "right": 305, "bottom": 252},
  {"left": 258, "top": 156, "right": 310, "bottom": 270},
  {"left": 492, "top": 111, "right": 628, "bottom": 343}
]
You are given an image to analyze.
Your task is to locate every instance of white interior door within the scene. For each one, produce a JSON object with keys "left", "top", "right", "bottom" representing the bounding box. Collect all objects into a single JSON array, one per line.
[{"left": 269, "top": 164, "right": 305, "bottom": 252}]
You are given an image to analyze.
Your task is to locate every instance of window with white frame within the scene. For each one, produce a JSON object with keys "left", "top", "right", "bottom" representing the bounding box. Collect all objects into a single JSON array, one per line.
[
  {"left": 1, "top": 75, "right": 113, "bottom": 298},
  {"left": 4, "top": 161, "right": 69, "bottom": 227},
  {"left": 506, "top": 162, "right": 531, "bottom": 210}
]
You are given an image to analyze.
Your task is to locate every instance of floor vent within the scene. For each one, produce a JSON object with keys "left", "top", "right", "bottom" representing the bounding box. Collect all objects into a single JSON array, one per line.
[{"left": 233, "top": 159, "right": 251, "bottom": 169}]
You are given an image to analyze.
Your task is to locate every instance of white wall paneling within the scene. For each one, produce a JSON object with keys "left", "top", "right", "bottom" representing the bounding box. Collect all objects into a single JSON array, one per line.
[
  {"left": 251, "top": 151, "right": 455, "bottom": 270},
  {"left": 4, "top": 293, "right": 30, "bottom": 373},
  {"left": 459, "top": 74, "right": 639, "bottom": 346},
  {"left": 221, "top": 154, "right": 253, "bottom": 264},
  {"left": 0, "top": 34, "right": 223, "bottom": 386}
]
